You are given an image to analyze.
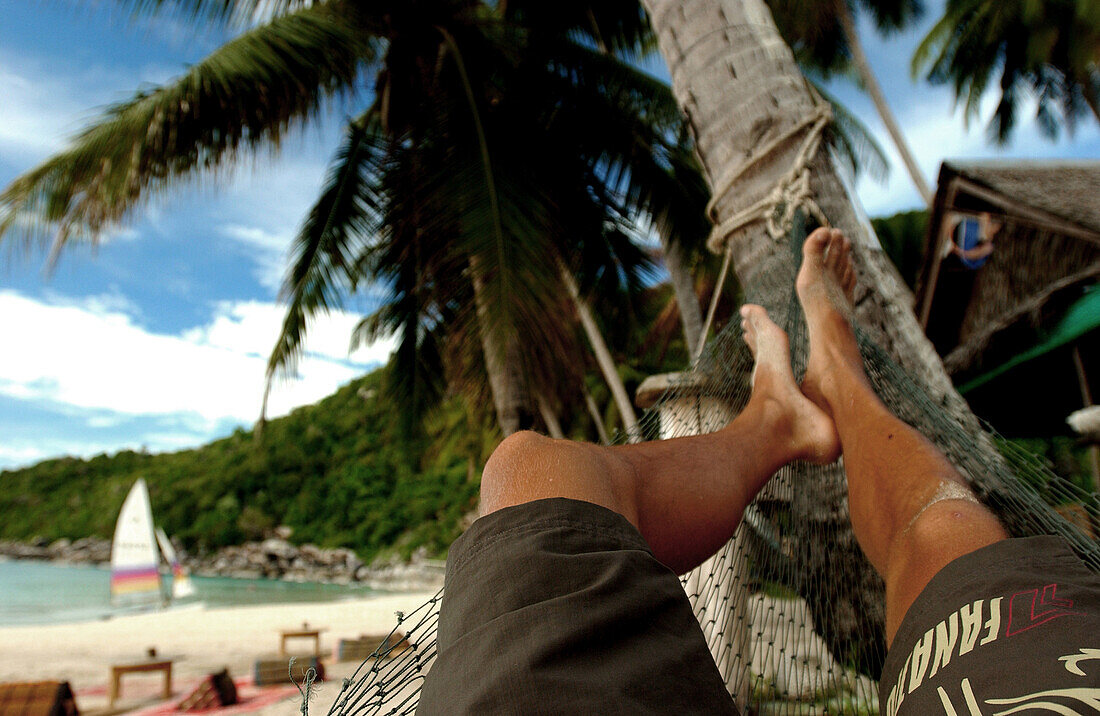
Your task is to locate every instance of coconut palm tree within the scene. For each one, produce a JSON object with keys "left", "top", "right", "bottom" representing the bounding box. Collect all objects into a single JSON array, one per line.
[
  {"left": 766, "top": 0, "right": 934, "bottom": 203},
  {"left": 0, "top": 0, "right": 707, "bottom": 438},
  {"left": 914, "top": 0, "right": 1100, "bottom": 143},
  {"left": 639, "top": 0, "right": 1020, "bottom": 691}
]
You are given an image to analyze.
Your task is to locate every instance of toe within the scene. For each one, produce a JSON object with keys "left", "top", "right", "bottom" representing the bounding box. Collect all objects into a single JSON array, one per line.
[{"left": 803, "top": 227, "right": 830, "bottom": 262}]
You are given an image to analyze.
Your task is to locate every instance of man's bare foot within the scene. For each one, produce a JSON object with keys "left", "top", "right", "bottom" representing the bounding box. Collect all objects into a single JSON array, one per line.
[
  {"left": 795, "top": 227, "right": 864, "bottom": 411},
  {"left": 740, "top": 304, "right": 840, "bottom": 464}
]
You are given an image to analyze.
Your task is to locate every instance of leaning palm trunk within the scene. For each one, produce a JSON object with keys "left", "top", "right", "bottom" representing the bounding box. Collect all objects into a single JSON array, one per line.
[
  {"left": 833, "top": 0, "right": 933, "bottom": 204},
  {"left": 662, "top": 235, "right": 705, "bottom": 356},
  {"left": 640, "top": 0, "right": 1013, "bottom": 700},
  {"left": 471, "top": 256, "right": 528, "bottom": 436},
  {"left": 559, "top": 265, "right": 642, "bottom": 442},
  {"left": 640, "top": 0, "right": 1002, "bottom": 493},
  {"left": 536, "top": 392, "right": 566, "bottom": 439}
]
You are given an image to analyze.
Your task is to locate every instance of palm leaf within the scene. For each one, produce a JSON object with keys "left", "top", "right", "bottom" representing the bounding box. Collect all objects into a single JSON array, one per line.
[
  {"left": 112, "top": 0, "right": 312, "bottom": 25},
  {"left": 261, "top": 113, "right": 388, "bottom": 419},
  {"left": 913, "top": 0, "right": 1100, "bottom": 143},
  {"left": 810, "top": 80, "right": 890, "bottom": 183},
  {"left": 502, "top": 0, "right": 656, "bottom": 59},
  {"left": 0, "top": 3, "right": 378, "bottom": 258}
]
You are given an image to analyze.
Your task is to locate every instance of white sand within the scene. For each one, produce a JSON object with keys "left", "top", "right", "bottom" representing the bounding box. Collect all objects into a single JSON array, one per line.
[{"left": 0, "top": 591, "right": 437, "bottom": 714}]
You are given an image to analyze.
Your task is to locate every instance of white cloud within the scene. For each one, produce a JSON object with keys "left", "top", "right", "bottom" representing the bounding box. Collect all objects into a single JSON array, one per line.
[
  {"left": 221, "top": 224, "right": 291, "bottom": 292},
  {"left": 41, "top": 288, "right": 144, "bottom": 321},
  {"left": 0, "top": 433, "right": 204, "bottom": 471},
  {"left": 0, "top": 51, "right": 179, "bottom": 165},
  {"left": 0, "top": 290, "right": 395, "bottom": 427},
  {"left": 184, "top": 299, "right": 395, "bottom": 366}
]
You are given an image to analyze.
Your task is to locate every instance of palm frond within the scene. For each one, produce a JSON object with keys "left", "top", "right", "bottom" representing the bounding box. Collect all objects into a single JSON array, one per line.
[
  {"left": 261, "top": 113, "right": 388, "bottom": 418},
  {"left": 914, "top": 0, "right": 1100, "bottom": 144},
  {"left": 502, "top": 0, "right": 656, "bottom": 60},
  {"left": 547, "top": 41, "right": 685, "bottom": 134},
  {"left": 811, "top": 80, "right": 890, "bottom": 183},
  {"left": 0, "top": 3, "right": 378, "bottom": 258},
  {"left": 112, "top": 0, "right": 312, "bottom": 26}
]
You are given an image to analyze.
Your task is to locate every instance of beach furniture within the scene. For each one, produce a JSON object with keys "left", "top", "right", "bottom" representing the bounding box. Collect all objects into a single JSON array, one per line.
[
  {"left": 0, "top": 681, "right": 78, "bottom": 716},
  {"left": 334, "top": 632, "right": 411, "bottom": 662},
  {"left": 277, "top": 623, "right": 326, "bottom": 657},
  {"left": 177, "top": 669, "right": 237, "bottom": 711},
  {"left": 107, "top": 655, "right": 174, "bottom": 708},
  {"left": 253, "top": 656, "right": 325, "bottom": 687}
]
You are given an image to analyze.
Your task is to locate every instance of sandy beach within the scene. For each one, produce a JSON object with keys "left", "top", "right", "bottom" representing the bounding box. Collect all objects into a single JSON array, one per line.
[{"left": 0, "top": 591, "right": 438, "bottom": 715}]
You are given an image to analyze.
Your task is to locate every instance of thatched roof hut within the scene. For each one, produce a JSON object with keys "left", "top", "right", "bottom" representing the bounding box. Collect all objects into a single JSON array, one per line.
[{"left": 914, "top": 160, "right": 1100, "bottom": 436}]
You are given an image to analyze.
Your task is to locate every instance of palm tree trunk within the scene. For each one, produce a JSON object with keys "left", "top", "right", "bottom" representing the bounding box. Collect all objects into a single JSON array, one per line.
[
  {"left": 536, "top": 393, "right": 566, "bottom": 439},
  {"left": 662, "top": 235, "right": 705, "bottom": 357},
  {"left": 640, "top": 0, "right": 1013, "bottom": 698},
  {"left": 833, "top": 0, "right": 933, "bottom": 205},
  {"left": 559, "top": 264, "right": 642, "bottom": 442},
  {"left": 470, "top": 256, "right": 527, "bottom": 436},
  {"left": 583, "top": 385, "right": 612, "bottom": 445},
  {"left": 641, "top": 0, "right": 990, "bottom": 445}
]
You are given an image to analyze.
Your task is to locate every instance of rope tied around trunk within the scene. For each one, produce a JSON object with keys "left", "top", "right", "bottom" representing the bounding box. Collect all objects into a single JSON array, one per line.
[
  {"left": 695, "top": 92, "right": 832, "bottom": 350},
  {"left": 705, "top": 102, "right": 832, "bottom": 254}
]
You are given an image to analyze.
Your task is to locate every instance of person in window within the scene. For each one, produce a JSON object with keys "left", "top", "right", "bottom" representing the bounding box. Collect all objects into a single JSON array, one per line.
[{"left": 944, "top": 210, "right": 1002, "bottom": 269}]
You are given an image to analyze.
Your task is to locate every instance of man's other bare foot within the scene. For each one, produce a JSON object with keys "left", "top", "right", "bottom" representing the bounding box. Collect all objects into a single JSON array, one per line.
[
  {"left": 795, "top": 227, "right": 865, "bottom": 412},
  {"left": 740, "top": 304, "right": 840, "bottom": 464}
]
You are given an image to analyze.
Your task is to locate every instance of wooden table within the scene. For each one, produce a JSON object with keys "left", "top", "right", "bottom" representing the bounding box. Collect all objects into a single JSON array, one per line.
[
  {"left": 107, "top": 659, "right": 174, "bottom": 707},
  {"left": 278, "top": 627, "right": 325, "bottom": 657}
]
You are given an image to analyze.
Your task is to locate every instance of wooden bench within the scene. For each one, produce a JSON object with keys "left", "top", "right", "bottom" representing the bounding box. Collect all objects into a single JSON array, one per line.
[
  {"left": 108, "top": 659, "right": 173, "bottom": 708},
  {"left": 334, "top": 632, "right": 411, "bottom": 662},
  {"left": 253, "top": 656, "right": 325, "bottom": 686},
  {"left": 278, "top": 626, "right": 326, "bottom": 656}
]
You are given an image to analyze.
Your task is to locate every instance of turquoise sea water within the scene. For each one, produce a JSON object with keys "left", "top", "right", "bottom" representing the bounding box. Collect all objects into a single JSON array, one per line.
[{"left": 0, "top": 560, "right": 374, "bottom": 626}]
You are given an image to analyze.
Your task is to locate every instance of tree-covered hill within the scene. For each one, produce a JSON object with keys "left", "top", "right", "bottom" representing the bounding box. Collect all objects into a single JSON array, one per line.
[
  {"left": 0, "top": 211, "right": 932, "bottom": 564},
  {"left": 0, "top": 367, "right": 498, "bottom": 563}
]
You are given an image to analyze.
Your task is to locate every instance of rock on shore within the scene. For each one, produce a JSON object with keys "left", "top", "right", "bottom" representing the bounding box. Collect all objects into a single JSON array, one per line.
[{"left": 0, "top": 537, "right": 444, "bottom": 591}]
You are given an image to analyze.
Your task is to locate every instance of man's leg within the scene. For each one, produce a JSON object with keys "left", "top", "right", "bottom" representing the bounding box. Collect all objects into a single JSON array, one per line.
[
  {"left": 794, "top": 227, "right": 1008, "bottom": 644},
  {"left": 481, "top": 309, "right": 840, "bottom": 575}
]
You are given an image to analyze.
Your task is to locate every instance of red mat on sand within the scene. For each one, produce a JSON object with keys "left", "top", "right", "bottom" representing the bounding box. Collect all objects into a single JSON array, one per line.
[{"left": 126, "top": 678, "right": 300, "bottom": 716}]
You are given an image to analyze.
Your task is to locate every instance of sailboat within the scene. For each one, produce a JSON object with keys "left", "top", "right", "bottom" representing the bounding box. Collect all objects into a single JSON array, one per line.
[
  {"left": 156, "top": 526, "right": 196, "bottom": 599},
  {"left": 110, "top": 478, "right": 197, "bottom": 607}
]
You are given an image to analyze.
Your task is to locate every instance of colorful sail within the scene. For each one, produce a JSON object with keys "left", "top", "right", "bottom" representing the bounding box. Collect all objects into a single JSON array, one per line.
[
  {"left": 110, "top": 479, "right": 163, "bottom": 607},
  {"left": 155, "top": 526, "right": 197, "bottom": 599}
]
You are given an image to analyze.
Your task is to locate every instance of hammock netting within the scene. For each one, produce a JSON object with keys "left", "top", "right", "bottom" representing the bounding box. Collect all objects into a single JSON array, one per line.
[{"left": 316, "top": 218, "right": 1099, "bottom": 715}]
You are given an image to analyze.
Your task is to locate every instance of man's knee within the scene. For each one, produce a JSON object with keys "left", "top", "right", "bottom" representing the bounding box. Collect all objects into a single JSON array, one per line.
[
  {"left": 480, "top": 430, "right": 559, "bottom": 516},
  {"left": 479, "top": 431, "right": 627, "bottom": 519},
  {"left": 901, "top": 498, "right": 1006, "bottom": 558},
  {"left": 881, "top": 498, "right": 1008, "bottom": 642}
]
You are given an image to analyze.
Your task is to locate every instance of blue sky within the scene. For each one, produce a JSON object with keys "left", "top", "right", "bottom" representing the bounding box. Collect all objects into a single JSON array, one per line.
[{"left": 0, "top": 1, "right": 1097, "bottom": 470}]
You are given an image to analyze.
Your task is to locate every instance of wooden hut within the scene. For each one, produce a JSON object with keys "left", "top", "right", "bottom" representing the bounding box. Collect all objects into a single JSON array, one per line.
[{"left": 914, "top": 160, "right": 1100, "bottom": 438}]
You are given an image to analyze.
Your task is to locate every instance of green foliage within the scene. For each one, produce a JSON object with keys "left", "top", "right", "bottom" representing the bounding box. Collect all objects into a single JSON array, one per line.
[
  {"left": 0, "top": 366, "right": 489, "bottom": 562},
  {"left": 870, "top": 209, "right": 928, "bottom": 289},
  {"left": 766, "top": 0, "right": 924, "bottom": 79},
  {"left": 914, "top": 0, "right": 1100, "bottom": 143},
  {"left": 997, "top": 435, "right": 1099, "bottom": 505}
]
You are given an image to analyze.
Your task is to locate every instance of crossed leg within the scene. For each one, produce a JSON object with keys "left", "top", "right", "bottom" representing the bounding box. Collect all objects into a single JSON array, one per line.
[
  {"left": 481, "top": 312, "right": 840, "bottom": 576},
  {"left": 793, "top": 227, "right": 1008, "bottom": 645}
]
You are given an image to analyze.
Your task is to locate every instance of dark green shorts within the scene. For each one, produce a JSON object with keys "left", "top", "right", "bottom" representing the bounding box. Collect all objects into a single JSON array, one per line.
[
  {"left": 880, "top": 535, "right": 1100, "bottom": 715},
  {"left": 418, "top": 498, "right": 740, "bottom": 714}
]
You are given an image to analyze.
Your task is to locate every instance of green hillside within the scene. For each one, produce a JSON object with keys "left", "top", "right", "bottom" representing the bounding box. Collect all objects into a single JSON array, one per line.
[
  {"left": 0, "top": 213, "right": 935, "bottom": 564},
  {"left": 0, "top": 368, "right": 497, "bottom": 563}
]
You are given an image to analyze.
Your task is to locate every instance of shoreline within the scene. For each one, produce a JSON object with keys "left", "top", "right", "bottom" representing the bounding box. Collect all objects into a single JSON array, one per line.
[
  {"left": 0, "top": 590, "right": 438, "bottom": 714},
  {"left": 0, "top": 537, "right": 446, "bottom": 592}
]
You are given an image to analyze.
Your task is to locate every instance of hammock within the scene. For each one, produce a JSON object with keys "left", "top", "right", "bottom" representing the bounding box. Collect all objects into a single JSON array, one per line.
[{"left": 314, "top": 215, "right": 1099, "bottom": 715}]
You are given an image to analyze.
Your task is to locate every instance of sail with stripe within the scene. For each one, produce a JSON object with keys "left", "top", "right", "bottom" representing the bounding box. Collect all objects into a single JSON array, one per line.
[
  {"left": 110, "top": 478, "right": 164, "bottom": 607},
  {"left": 155, "top": 526, "right": 196, "bottom": 599}
]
